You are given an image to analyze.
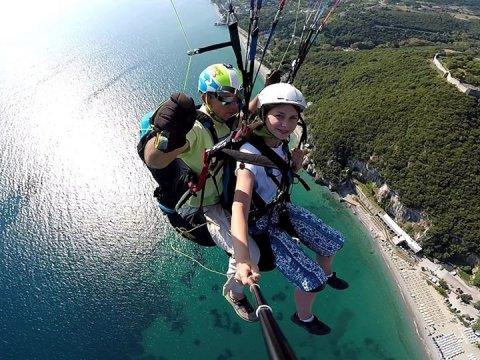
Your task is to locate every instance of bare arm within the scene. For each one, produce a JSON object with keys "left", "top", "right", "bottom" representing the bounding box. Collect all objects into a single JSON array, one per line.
[
  {"left": 144, "top": 137, "right": 188, "bottom": 169},
  {"left": 248, "top": 95, "right": 259, "bottom": 114},
  {"left": 231, "top": 168, "right": 260, "bottom": 285}
]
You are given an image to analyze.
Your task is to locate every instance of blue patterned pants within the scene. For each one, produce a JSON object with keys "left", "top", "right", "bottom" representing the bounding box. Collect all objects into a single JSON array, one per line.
[{"left": 250, "top": 203, "right": 345, "bottom": 292}]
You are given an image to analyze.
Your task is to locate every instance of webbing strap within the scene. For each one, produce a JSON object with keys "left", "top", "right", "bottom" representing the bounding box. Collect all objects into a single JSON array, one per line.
[
  {"left": 248, "top": 135, "right": 291, "bottom": 176},
  {"left": 195, "top": 151, "right": 210, "bottom": 193},
  {"left": 187, "top": 41, "right": 232, "bottom": 56}
]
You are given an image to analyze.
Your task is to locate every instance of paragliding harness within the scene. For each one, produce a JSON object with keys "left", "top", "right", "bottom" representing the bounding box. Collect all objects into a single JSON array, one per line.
[
  {"left": 205, "top": 120, "right": 311, "bottom": 271},
  {"left": 137, "top": 108, "right": 233, "bottom": 247},
  {"left": 138, "top": 104, "right": 310, "bottom": 269},
  {"left": 138, "top": 0, "right": 338, "bottom": 262}
]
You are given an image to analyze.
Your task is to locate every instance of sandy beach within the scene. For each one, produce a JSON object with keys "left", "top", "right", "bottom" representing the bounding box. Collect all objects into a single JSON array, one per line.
[
  {"left": 345, "top": 194, "right": 440, "bottom": 359},
  {"left": 342, "top": 189, "right": 480, "bottom": 360}
]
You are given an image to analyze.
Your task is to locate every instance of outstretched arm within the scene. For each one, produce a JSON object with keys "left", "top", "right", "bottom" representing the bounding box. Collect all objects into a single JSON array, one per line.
[{"left": 231, "top": 168, "right": 260, "bottom": 285}]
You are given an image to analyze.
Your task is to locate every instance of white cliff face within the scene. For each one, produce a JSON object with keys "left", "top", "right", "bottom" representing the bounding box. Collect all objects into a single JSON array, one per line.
[
  {"left": 303, "top": 150, "right": 337, "bottom": 188},
  {"left": 347, "top": 158, "right": 384, "bottom": 185},
  {"left": 303, "top": 147, "right": 320, "bottom": 179},
  {"left": 376, "top": 183, "right": 390, "bottom": 202},
  {"left": 377, "top": 185, "right": 423, "bottom": 223},
  {"left": 348, "top": 159, "right": 431, "bottom": 241},
  {"left": 305, "top": 151, "right": 431, "bottom": 240},
  {"left": 377, "top": 187, "right": 431, "bottom": 242}
]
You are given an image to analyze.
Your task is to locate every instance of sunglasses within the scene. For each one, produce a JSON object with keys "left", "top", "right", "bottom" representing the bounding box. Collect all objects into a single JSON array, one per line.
[{"left": 209, "top": 93, "right": 239, "bottom": 106}]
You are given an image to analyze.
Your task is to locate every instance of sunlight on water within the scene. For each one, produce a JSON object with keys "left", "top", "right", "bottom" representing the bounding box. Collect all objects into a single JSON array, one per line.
[{"left": 0, "top": 0, "right": 83, "bottom": 41}]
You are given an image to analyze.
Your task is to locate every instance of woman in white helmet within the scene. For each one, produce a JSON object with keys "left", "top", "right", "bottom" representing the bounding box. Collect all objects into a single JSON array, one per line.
[{"left": 231, "top": 83, "right": 348, "bottom": 336}]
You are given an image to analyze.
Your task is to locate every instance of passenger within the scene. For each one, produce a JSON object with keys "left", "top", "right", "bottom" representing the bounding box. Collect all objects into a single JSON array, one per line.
[
  {"left": 230, "top": 83, "right": 349, "bottom": 335},
  {"left": 142, "top": 64, "right": 260, "bottom": 322}
]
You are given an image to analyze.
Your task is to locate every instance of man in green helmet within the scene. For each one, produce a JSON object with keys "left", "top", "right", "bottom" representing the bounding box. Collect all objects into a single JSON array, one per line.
[{"left": 143, "top": 63, "right": 260, "bottom": 322}]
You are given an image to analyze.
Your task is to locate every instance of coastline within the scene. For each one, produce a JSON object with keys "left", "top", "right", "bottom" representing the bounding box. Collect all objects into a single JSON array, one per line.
[
  {"left": 234, "top": 19, "right": 479, "bottom": 360},
  {"left": 236, "top": 27, "right": 271, "bottom": 82},
  {"left": 346, "top": 197, "right": 439, "bottom": 359},
  {"left": 342, "top": 189, "right": 480, "bottom": 360}
]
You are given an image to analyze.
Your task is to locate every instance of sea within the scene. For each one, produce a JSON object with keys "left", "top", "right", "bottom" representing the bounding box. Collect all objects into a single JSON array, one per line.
[{"left": 0, "top": 0, "right": 428, "bottom": 359}]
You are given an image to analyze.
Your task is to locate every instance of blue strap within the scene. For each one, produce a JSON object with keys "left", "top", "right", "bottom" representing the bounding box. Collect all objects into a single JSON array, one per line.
[
  {"left": 139, "top": 111, "right": 154, "bottom": 139},
  {"left": 158, "top": 203, "right": 176, "bottom": 214}
]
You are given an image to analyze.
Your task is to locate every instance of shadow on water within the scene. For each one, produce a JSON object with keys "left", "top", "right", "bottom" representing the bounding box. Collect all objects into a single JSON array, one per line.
[{"left": 85, "top": 63, "right": 144, "bottom": 103}]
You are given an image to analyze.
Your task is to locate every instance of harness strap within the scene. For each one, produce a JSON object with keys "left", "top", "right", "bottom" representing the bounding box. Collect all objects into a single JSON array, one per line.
[
  {"left": 194, "top": 151, "right": 210, "bottom": 193},
  {"left": 189, "top": 111, "right": 227, "bottom": 211},
  {"left": 219, "top": 149, "right": 279, "bottom": 168},
  {"left": 248, "top": 135, "right": 291, "bottom": 179},
  {"left": 196, "top": 110, "right": 219, "bottom": 143},
  {"left": 297, "top": 117, "right": 308, "bottom": 148}
]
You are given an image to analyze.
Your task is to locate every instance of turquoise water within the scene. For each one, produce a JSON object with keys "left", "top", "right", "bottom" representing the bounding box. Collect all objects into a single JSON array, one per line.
[
  {"left": 0, "top": 0, "right": 427, "bottom": 359},
  {"left": 135, "top": 175, "right": 428, "bottom": 360}
]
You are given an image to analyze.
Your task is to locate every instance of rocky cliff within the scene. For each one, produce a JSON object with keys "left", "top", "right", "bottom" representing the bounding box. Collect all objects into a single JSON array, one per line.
[{"left": 304, "top": 149, "right": 431, "bottom": 242}]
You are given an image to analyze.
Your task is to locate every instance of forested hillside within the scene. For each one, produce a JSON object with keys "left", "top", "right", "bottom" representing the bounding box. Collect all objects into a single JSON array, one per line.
[
  {"left": 295, "top": 48, "right": 480, "bottom": 262},
  {"left": 211, "top": 0, "right": 480, "bottom": 264}
]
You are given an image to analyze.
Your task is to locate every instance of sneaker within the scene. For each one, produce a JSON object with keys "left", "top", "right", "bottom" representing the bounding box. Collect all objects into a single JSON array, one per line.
[
  {"left": 291, "top": 312, "right": 331, "bottom": 335},
  {"left": 224, "top": 292, "right": 258, "bottom": 322},
  {"left": 326, "top": 272, "right": 349, "bottom": 290}
]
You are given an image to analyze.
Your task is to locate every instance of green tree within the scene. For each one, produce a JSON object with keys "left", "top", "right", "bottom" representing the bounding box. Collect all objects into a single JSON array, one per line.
[
  {"left": 473, "top": 318, "right": 480, "bottom": 331},
  {"left": 460, "top": 293, "right": 473, "bottom": 304},
  {"left": 439, "top": 279, "right": 449, "bottom": 290},
  {"left": 473, "top": 272, "right": 480, "bottom": 288}
]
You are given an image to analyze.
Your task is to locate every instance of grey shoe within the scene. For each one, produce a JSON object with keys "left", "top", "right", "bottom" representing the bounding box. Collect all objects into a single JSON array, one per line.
[{"left": 224, "top": 292, "right": 258, "bottom": 322}]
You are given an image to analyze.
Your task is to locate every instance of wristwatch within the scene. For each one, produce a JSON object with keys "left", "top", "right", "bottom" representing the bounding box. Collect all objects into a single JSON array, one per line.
[{"left": 154, "top": 130, "right": 169, "bottom": 151}]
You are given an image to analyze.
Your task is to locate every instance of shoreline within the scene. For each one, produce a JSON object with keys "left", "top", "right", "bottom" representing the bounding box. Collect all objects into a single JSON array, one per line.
[
  {"left": 341, "top": 189, "right": 480, "bottom": 360},
  {"left": 341, "top": 195, "right": 438, "bottom": 359},
  {"left": 236, "top": 27, "right": 271, "bottom": 82}
]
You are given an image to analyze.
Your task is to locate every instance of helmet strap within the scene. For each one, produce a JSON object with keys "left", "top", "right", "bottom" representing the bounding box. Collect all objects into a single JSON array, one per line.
[
  {"left": 253, "top": 122, "right": 277, "bottom": 140},
  {"left": 253, "top": 107, "right": 277, "bottom": 140}
]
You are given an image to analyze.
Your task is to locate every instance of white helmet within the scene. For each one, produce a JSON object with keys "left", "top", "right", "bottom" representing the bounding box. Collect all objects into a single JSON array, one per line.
[{"left": 257, "top": 83, "right": 306, "bottom": 111}]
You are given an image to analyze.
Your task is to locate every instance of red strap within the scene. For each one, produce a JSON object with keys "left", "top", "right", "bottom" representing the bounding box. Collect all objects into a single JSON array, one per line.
[
  {"left": 193, "top": 151, "right": 209, "bottom": 193},
  {"left": 233, "top": 125, "right": 245, "bottom": 141},
  {"left": 234, "top": 122, "right": 252, "bottom": 142}
]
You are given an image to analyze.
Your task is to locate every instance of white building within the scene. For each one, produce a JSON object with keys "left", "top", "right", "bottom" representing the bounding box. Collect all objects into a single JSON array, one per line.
[{"left": 379, "top": 213, "right": 423, "bottom": 253}]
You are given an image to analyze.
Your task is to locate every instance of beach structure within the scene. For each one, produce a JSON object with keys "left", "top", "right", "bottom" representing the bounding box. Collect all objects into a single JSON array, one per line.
[
  {"left": 343, "top": 183, "right": 480, "bottom": 359},
  {"left": 343, "top": 189, "right": 480, "bottom": 359},
  {"left": 464, "top": 328, "right": 479, "bottom": 346},
  {"left": 379, "top": 213, "right": 422, "bottom": 253},
  {"left": 433, "top": 333, "right": 464, "bottom": 359}
]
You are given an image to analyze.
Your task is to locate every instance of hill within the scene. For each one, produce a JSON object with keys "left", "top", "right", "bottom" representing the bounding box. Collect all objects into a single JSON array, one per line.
[
  {"left": 295, "top": 47, "right": 480, "bottom": 263},
  {"left": 211, "top": 0, "right": 480, "bottom": 265}
]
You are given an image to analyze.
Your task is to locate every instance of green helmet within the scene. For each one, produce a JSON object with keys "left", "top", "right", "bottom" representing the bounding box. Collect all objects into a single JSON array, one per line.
[{"left": 198, "top": 64, "right": 243, "bottom": 97}]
